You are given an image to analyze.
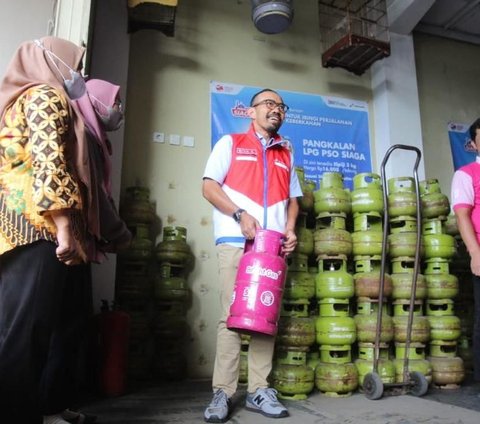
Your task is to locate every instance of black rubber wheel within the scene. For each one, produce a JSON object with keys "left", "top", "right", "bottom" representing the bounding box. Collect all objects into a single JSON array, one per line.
[
  {"left": 363, "top": 372, "right": 384, "bottom": 400},
  {"left": 409, "top": 371, "right": 429, "bottom": 397}
]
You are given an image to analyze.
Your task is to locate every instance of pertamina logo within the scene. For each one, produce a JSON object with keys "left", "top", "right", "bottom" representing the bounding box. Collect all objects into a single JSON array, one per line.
[{"left": 260, "top": 290, "right": 275, "bottom": 307}]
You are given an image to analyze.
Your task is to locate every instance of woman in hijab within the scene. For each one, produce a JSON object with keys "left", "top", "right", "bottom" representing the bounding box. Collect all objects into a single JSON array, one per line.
[
  {"left": 38, "top": 77, "right": 131, "bottom": 424},
  {"left": 0, "top": 36, "right": 120, "bottom": 424},
  {"left": 79, "top": 78, "right": 131, "bottom": 261}
]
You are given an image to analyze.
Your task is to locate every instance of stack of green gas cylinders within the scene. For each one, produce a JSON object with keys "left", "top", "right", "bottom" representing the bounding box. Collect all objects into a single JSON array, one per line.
[{"left": 419, "top": 179, "right": 463, "bottom": 388}]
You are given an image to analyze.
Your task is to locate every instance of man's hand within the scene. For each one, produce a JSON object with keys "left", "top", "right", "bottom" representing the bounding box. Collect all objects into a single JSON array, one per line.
[
  {"left": 282, "top": 228, "right": 297, "bottom": 256},
  {"left": 239, "top": 211, "right": 261, "bottom": 240}
]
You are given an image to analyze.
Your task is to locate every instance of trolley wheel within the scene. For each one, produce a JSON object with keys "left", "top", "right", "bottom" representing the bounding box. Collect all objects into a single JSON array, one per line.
[
  {"left": 409, "top": 371, "right": 429, "bottom": 397},
  {"left": 363, "top": 372, "right": 384, "bottom": 400}
]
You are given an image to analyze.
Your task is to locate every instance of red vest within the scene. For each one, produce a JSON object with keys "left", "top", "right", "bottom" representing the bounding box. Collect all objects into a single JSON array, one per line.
[{"left": 224, "top": 128, "right": 292, "bottom": 209}]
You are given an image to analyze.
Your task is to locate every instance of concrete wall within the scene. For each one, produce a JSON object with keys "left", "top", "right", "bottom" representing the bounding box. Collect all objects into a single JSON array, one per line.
[
  {"left": 0, "top": 0, "right": 54, "bottom": 74},
  {"left": 414, "top": 32, "right": 480, "bottom": 196}
]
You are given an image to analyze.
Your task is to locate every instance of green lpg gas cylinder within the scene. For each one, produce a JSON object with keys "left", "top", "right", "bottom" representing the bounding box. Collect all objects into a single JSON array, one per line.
[
  {"left": 428, "top": 356, "right": 465, "bottom": 387},
  {"left": 153, "top": 270, "right": 190, "bottom": 303},
  {"left": 388, "top": 233, "right": 425, "bottom": 259},
  {"left": 427, "top": 315, "right": 461, "bottom": 341},
  {"left": 355, "top": 353, "right": 395, "bottom": 387},
  {"left": 352, "top": 231, "right": 384, "bottom": 256},
  {"left": 423, "top": 233, "right": 456, "bottom": 260},
  {"left": 356, "top": 297, "right": 390, "bottom": 316},
  {"left": 429, "top": 340, "right": 457, "bottom": 358},
  {"left": 285, "top": 254, "right": 315, "bottom": 300},
  {"left": 271, "top": 362, "right": 315, "bottom": 400},
  {"left": 354, "top": 313, "right": 394, "bottom": 344},
  {"left": 276, "top": 316, "right": 316, "bottom": 348},
  {"left": 394, "top": 358, "right": 432, "bottom": 384},
  {"left": 395, "top": 342, "right": 427, "bottom": 360},
  {"left": 296, "top": 167, "right": 315, "bottom": 213},
  {"left": 424, "top": 259, "right": 459, "bottom": 299},
  {"left": 387, "top": 177, "right": 417, "bottom": 218},
  {"left": 306, "top": 349, "right": 321, "bottom": 372},
  {"left": 315, "top": 255, "right": 354, "bottom": 299},
  {"left": 389, "top": 216, "right": 417, "bottom": 234},
  {"left": 392, "top": 299, "right": 424, "bottom": 317},
  {"left": 444, "top": 214, "right": 459, "bottom": 237},
  {"left": 354, "top": 256, "right": 393, "bottom": 299},
  {"left": 392, "top": 315, "right": 430, "bottom": 343},
  {"left": 318, "top": 298, "right": 350, "bottom": 317},
  {"left": 425, "top": 299, "right": 455, "bottom": 316},
  {"left": 351, "top": 173, "right": 384, "bottom": 215},
  {"left": 419, "top": 179, "right": 450, "bottom": 219},
  {"left": 314, "top": 172, "right": 351, "bottom": 215},
  {"left": 315, "top": 316, "right": 356, "bottom": 346},
  {"left": 319, "top": 345, "right": 352, "bottom": 364},
  {"left": 314, "top": 362, "right": 359, "bottom": 397},
  {"left": 119, "top": 223, "right": 153, "bottom": 262},
  {"left": 314, "top": 227, "right": 352, "bottom": 257},
  {"left": 294, "top": 216, "right": 314, "bottom": 256},
  {"left": 390, "top": 258, "right": 427, "bottom": 300},
  {"left": 120, "top": 186, "right": 155, "bottom": 225},
  {"left": 156, "top": 226, "right": 193, "bottom": 266},
  {"left": 353, "top": 211, "right": 383, "bottom": 232}
]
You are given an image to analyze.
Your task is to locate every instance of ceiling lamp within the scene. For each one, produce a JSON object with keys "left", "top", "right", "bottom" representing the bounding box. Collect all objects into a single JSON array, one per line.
[{"left": 251, "top": 0, "right": 294, "bottom": 34}]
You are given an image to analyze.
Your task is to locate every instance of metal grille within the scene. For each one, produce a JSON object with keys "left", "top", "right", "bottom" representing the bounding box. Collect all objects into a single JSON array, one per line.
[
  {"left": 318, "top": 0, "right": 390, "bottom": 75},
  {"left": 128, "top": 3, "right": 177, "bottom": 36}
]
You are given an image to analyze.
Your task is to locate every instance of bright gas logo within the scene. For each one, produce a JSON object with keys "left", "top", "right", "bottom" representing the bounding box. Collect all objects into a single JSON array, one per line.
[{"left": 245, "top": 264, "right": 280, "bottom": 280}]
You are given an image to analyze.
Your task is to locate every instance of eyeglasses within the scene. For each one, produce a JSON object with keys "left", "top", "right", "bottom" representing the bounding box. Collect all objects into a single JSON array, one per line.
[
  {"left": 251, "top": 99, "right": 289, "bottom": 113},
  {"left": 113, "top": 100, "right": 123, "bottom": 112}
]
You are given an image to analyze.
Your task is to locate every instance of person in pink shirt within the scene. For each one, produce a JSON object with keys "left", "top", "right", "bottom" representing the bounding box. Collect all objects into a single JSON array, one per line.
[{"left": 451, "top": 117, "right": 480, "bottom": 384}]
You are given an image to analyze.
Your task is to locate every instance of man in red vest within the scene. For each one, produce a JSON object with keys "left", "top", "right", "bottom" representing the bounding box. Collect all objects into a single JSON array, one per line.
[{"left": 202, "top": 88, "right": 302, "bottom": 422}]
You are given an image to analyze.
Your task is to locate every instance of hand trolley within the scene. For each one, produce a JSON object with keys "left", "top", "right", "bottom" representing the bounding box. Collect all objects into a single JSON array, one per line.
[{"left": 363, "top": 144, "right": 429, "bottom": 400}]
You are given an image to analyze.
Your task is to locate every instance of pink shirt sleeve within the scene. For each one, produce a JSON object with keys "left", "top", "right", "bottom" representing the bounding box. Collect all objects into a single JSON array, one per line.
[{"left": 451, "top": 169, "right": 474, "bottom": 210}]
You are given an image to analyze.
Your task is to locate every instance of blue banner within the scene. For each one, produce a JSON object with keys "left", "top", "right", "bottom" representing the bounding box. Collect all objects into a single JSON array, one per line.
[
  {"left": 210, "top": 81, "right": 371, "bottom": 190},
  {"left": 448, "top": 122, "right": 476, "bottom": 170}
]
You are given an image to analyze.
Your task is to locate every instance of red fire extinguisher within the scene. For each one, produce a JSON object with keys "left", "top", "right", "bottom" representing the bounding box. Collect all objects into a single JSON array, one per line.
[{"left": 98, "top": 300, "right": 130, "bottom": 397}]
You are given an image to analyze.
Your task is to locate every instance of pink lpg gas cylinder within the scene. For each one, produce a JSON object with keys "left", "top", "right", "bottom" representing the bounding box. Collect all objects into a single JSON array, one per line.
[{"left": 227, "top": 229, "right": 287, "bottom": 336}]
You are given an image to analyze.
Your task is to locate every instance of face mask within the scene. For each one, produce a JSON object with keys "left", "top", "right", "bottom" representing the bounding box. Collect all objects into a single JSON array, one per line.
[
  {"left": 34, "top": 39, "right": 86, "bottom": 100},
  {"left": 63, "top": 69, "right": 87, "bottom": 100},
  {"left": 99, "top": 108, "right": 124, "bottom": 131},
  {"left": 90, "top": 93, "right": 125, "bottom": 131}
]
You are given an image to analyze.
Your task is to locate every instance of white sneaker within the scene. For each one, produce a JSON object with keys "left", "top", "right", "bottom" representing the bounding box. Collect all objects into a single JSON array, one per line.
[
  {"left": 245, "top": 387, "right": 289, "bottom": 418},
  {"left": 204, "top": 389, "right": 232, "bottom": 423}
]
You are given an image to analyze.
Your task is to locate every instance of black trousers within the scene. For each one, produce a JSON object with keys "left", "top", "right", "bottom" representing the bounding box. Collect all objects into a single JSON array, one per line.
[
  {"left": 0, "top": 241, "right": 91, "bottom": 424},
  {"left": 473, "top": 275, "right": 480, "bottom": 381}
]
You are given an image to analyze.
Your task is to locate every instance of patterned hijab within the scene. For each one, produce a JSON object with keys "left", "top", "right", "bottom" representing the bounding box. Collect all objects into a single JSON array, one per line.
[{"left": 0, "top": 36, "right": 102, "bottom": 238}]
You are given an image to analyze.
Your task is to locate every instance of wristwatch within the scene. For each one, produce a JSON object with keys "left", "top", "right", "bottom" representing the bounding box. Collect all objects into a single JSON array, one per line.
[{"left": 233, "top": 208, "right": 246, "bottom": 223}]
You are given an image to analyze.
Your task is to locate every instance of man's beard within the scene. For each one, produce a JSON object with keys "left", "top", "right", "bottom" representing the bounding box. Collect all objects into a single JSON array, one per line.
[{"left": 265, "top": 114, "right": 282, "bottom": 133}]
